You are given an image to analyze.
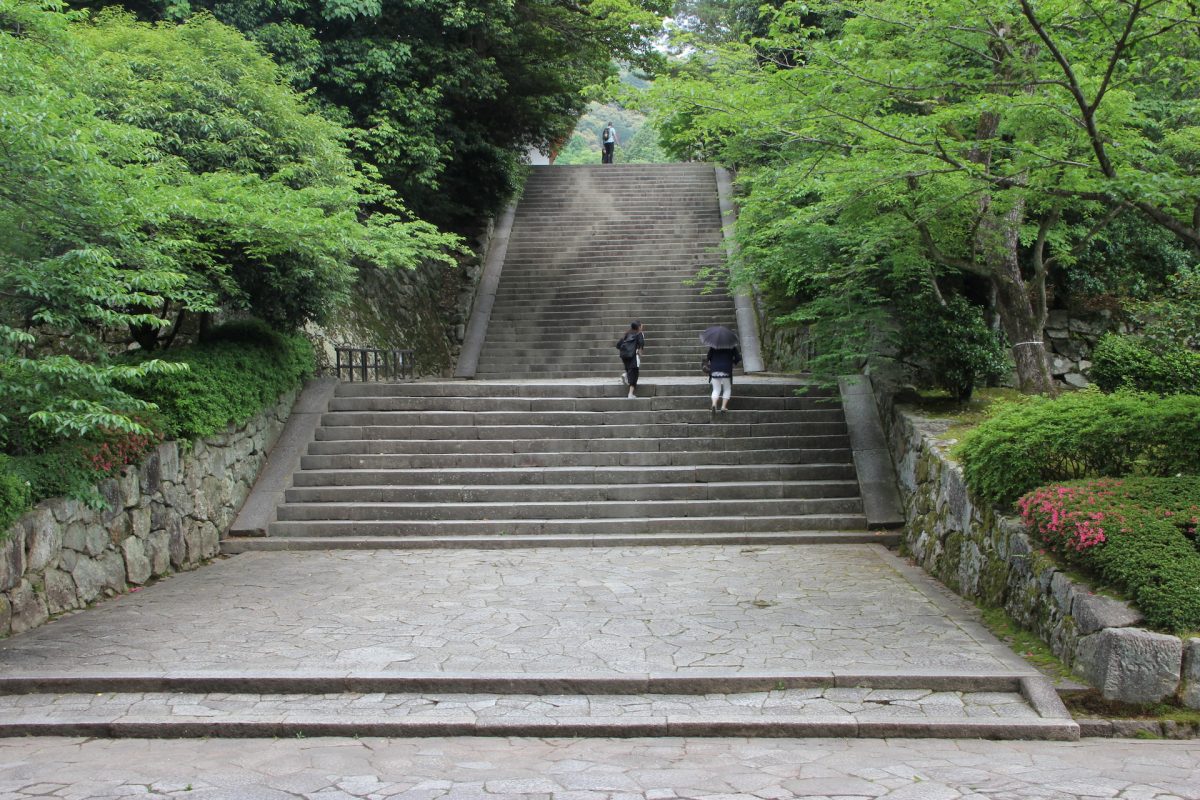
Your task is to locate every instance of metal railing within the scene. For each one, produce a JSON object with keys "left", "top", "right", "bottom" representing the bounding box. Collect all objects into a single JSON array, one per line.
[{"left": 334, "top": 346, "right": 414, "bottom": 382}]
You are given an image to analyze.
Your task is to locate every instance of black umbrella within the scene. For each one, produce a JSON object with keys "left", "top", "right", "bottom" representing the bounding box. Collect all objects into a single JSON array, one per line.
[{"left": 699, "top": 325, "right": 738, "bottom": 349}]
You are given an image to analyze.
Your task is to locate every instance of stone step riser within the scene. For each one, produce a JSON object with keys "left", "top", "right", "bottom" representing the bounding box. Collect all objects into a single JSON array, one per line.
[
  {"left": 227, "top": 531, "right": 899, "bottom": 551},
  {"left": 487, "top": 297, "right": 733, "bottom": 308},
  {"left": 332, "top": 384, "right": 832, "bottom": 398},
  {"left": 267, "top": 514, "right": 868, "bottom": 536},
  {"left": 326, "top": 397, "right": 839, "bottom": 412},
  {"left": 291, "top": 464, "right": 858, "bottom": 487},
  {"left": 283, "top": 481, "right": 862, "bottom": 505},
  {"left": 331, "top": 383, "right": 835, "bottom": 398},
  {"left": 317, "top": 410, "right": 846, "bottom": 427},
  {"left": 314, "top": 422, "right": 848, "bottom": 442},
  {"left": 471, "top": 370, "right": 766, "bottom": 378},
  {"left": 299, "top": 449, "right": 853, "bottom": 470},
  {"left": 276, "top": 496, "right": 864, "bottom": 522},
  {"left": 0, "top": 718, "right": 1076, "bottom": 742}
]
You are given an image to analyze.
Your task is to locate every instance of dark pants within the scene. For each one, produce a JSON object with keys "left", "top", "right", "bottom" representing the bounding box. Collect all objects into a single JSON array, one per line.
[
  {"left": 622, "top": 356, "right": 639, "bottom": 387},
  {"left": 602, "top": 142, "right": 615, "bottom": 163}
]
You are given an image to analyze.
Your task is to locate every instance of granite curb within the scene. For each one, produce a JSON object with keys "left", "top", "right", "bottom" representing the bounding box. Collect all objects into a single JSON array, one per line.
[
  {"left": 838, "top": 375, "right": 905, "bottom": 529},
  {"left": 454, "top": 202, "right": 516, "bottom": 378},
  {"left": 229, "top": 377, "right": 338, "bottom": 537},
  {"left": 0, "top": 671, "right": 1035, "bottom": 696},
  {"left": 714, "top": 166, "right": 765, "bottom": 373}
]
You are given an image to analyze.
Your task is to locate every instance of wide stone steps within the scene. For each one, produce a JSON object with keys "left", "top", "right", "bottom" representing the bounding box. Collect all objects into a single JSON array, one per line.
[
  {"left": 283, "top": 481, "right": 860, "bottom": 505},
  {"left": 317, "top": 409, "right": 845, "bottom": 426},
  {"left": 315, "top": 422, "right": 845, "bottom": 442},
  {"left": 266, "top": 516, "right": 870, "bottom": 538},
  {"left": 291, "top": 463, "right": 859, "bottom": 486},
  {"left": 299, "top": 449, "right": 854, "bottom": 471},
  {"left": 325, "top": 396, "right": 835, "bottom": 411},
  {"left": 0, "top": 682, "right": 1072, "bottom": 740},
  {"left": 329, "top": 381, "right": 832, "bottom": 397},
  {"left": 473, "top": 162, "right": 736, "bottom": 379}
]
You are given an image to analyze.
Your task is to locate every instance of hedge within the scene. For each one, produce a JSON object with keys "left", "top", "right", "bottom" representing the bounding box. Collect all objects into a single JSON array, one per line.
[
  {"left": 1019, "top": 477, "right": 1200, "bottom": 632},
  {"left": 959, "top": 389, "right": 1200, "bottom": 506},
  {"left": 1, "top": 320, "right": 313, "bottom": 536},
  {"left": 1090, "top": 333, "right": 1200, "bottom": 395},
  {"left": 119, "top": 320, "right": 314, "bottom": 440}
]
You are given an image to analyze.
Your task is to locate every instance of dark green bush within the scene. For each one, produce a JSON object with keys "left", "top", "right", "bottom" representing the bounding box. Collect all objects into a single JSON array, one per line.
[
  {"left": 1090, "top": 333, "right": 1200, "bottom": 395},
  {"left": 0, "top": 456, "right": 31, "bottom": 534},
  {"left": 896, "top": 294, "right": 1010, "bottom": 403},
  {"left": 1019, "top": 477, "right": 1200, "bottom": 632},
  {"left": 960, "top": 389, "right": 1200, "bottom": 506},
  {"left": 121, "top": 320, "right": 314, "bottom": 440}
]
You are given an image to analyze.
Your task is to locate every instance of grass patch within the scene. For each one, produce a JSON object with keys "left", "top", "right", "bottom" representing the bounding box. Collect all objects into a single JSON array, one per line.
[
  {"left": 977, "top": 606, "right": 1076, "bottom": 684},
  {"left": 903, "top": 388, "right": 1031, "bottom": 449}
]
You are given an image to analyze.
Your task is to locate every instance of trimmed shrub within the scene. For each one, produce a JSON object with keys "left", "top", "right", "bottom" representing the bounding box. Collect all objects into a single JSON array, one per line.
[
  {"left": 1018, "top": 477, "right": 1200, "bottom": 632},
  {"left": 959, "top": 389, "right": 1200, "bottom": 506},
  {"left": 1090, "top": 333, "right": 1200, "bottom": 395},
  {"left": 120, "top": 320, "right": 314, "bottom": 440},
  {"left": 896, "top": 294, "right": 1010, "bottom": 403}
]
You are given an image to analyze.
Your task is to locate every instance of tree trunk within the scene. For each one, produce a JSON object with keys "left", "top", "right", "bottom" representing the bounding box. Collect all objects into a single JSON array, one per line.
[{"left": 978, "top": 202, "right": 1057, "bottom": 395}]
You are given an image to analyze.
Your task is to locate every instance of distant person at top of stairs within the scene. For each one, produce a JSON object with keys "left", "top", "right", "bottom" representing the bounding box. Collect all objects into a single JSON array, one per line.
[
  {"left": 616, "top": 320, "right": 644, "bottom": 398},
  {"left": 601, "top": 122, "right": 618, "bottom": 163}
]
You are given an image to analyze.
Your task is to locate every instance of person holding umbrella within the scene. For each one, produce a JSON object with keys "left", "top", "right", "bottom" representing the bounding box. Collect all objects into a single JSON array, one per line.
[{"left": 701, "top": 325, "right": 741, "bottom": 414}]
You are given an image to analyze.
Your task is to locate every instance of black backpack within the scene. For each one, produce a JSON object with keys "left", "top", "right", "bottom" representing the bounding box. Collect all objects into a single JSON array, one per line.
[{"left": 617, "top": 334, "right": 638, "bottom": 359}]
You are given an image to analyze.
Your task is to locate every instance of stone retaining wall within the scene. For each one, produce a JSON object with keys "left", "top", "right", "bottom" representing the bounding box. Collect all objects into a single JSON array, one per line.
[
  {"left": 882, "top": 398, "right": 1200, "bottom": 709},
  {"left": 0, "top": 389, "right": 298, "bottom": 637}
]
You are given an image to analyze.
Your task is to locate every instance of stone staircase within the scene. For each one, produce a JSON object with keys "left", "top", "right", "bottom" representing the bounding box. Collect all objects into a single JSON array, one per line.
[
  {"left": 0, "top": 163, "right": 1077, "bottom": 742},
  {"left": 225, "top": 378, "right": 881, "bottom": 550},
  {"left": 473, "top": 164, "right": 736, "bottom": 378}
]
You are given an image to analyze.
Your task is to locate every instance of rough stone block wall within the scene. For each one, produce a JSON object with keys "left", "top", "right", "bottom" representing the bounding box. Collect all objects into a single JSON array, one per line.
[
  {"left": 882, "top": 397, "right": 1200, "bottom": 708},
  {"left": 0, "top": 389, "right": 297, "bottom": 637}
]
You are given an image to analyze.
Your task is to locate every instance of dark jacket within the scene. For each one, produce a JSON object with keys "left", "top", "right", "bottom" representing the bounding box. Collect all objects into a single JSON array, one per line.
[
  {"left": 707, "top": 346, "right": 741, "bottom": 377},
  {"left": 618, "top": 331, "right": 644, "bottom": 361}
]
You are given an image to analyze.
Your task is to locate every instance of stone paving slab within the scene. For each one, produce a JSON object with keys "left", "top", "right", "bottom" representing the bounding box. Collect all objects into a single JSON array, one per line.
[
  {"left": 0, "top": 545, "right": 1031, "bottom": 679},
  {"left": 0, "top": 736, "right": 1197, "bottom": 799}
]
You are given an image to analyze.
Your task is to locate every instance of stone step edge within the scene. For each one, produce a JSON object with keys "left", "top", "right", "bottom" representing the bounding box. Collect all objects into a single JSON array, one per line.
[
  {"left": 224, "top": 531, "right": 898, "bottom": 548},
  {"left": 0, "top": 671, "right": 1043, "bottom": 696},
  {"left": 0, "top": 716, "right": 1079, "bottom": 741}
]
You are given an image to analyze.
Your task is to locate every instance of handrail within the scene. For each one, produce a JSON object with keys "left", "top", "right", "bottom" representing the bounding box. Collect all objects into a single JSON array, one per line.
[{"left": 333, "top": 346, "right": 414, "bottom": 382}]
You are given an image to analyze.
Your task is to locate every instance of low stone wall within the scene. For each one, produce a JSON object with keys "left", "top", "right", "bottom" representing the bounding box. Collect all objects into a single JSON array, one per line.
[
  {"left": 0, "top": 389, "right": 298, "bottom": 637},
  {"left": 884, "top": 401, "right": 1200, "bottom": 709}
]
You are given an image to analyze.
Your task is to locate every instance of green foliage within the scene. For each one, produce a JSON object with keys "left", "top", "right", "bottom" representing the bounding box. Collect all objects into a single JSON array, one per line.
[
  {"left": 120, "top": 320, "right": 314, "bottom": 440},
  {"left": 1019, "top": 478, "right": 1200, "bottom": 632},
  {"left": 1090, "top": 334, "right": 1200, "bottom": 396},
  {"left": 1, "top": 3, "right": 455, "bottom": 450},
  {"left": 896, "top": 294, "right": 1010, "bottom": 403},
  {"left": 646, "top": 0, "right": 1200, "bottom": 392},
  {"left": 84, "top": 0, "right": 673, "bottom": 229},
  {"left": 0, "top": 456, "right": 31, "bottom": 534},
  {"left": 960, "top": 390, "right": 1200, "bottom": 506}
]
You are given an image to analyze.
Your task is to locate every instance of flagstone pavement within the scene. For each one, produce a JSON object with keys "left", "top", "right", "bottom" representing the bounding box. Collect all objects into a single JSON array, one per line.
[{"left": 1, "top": 736, "right": 1198, "bottom": 799}]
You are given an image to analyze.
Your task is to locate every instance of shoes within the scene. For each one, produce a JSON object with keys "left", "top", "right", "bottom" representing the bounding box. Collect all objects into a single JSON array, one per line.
[
  {"left": 720, "top": 407, "right": 728, "bottom": 413},
  {"left": 710, "top": 406, "right": 718, "bottom": 415},
  {"left": 627, "top": 392, "right": 636, "bottom": 399}
]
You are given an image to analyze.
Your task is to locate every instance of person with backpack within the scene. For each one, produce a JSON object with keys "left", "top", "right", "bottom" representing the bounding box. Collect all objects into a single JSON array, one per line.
[
  {"left": 615, "top": 320, "right": 644, "bottom": 398},
  {"left": 600, "top": 122, "right": 618, "bottom": 164}
]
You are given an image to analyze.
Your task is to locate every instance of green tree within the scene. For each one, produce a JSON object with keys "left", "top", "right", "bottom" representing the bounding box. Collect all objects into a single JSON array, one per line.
[
  {"left": 1, "top": 1, "right": 456, "bottom": 443},
  {"left": 650, "top": 0, "right": 1200, "bottom": 393},
  {"left": 76, "top": 0, "right": 673, "bottom": 228}
]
